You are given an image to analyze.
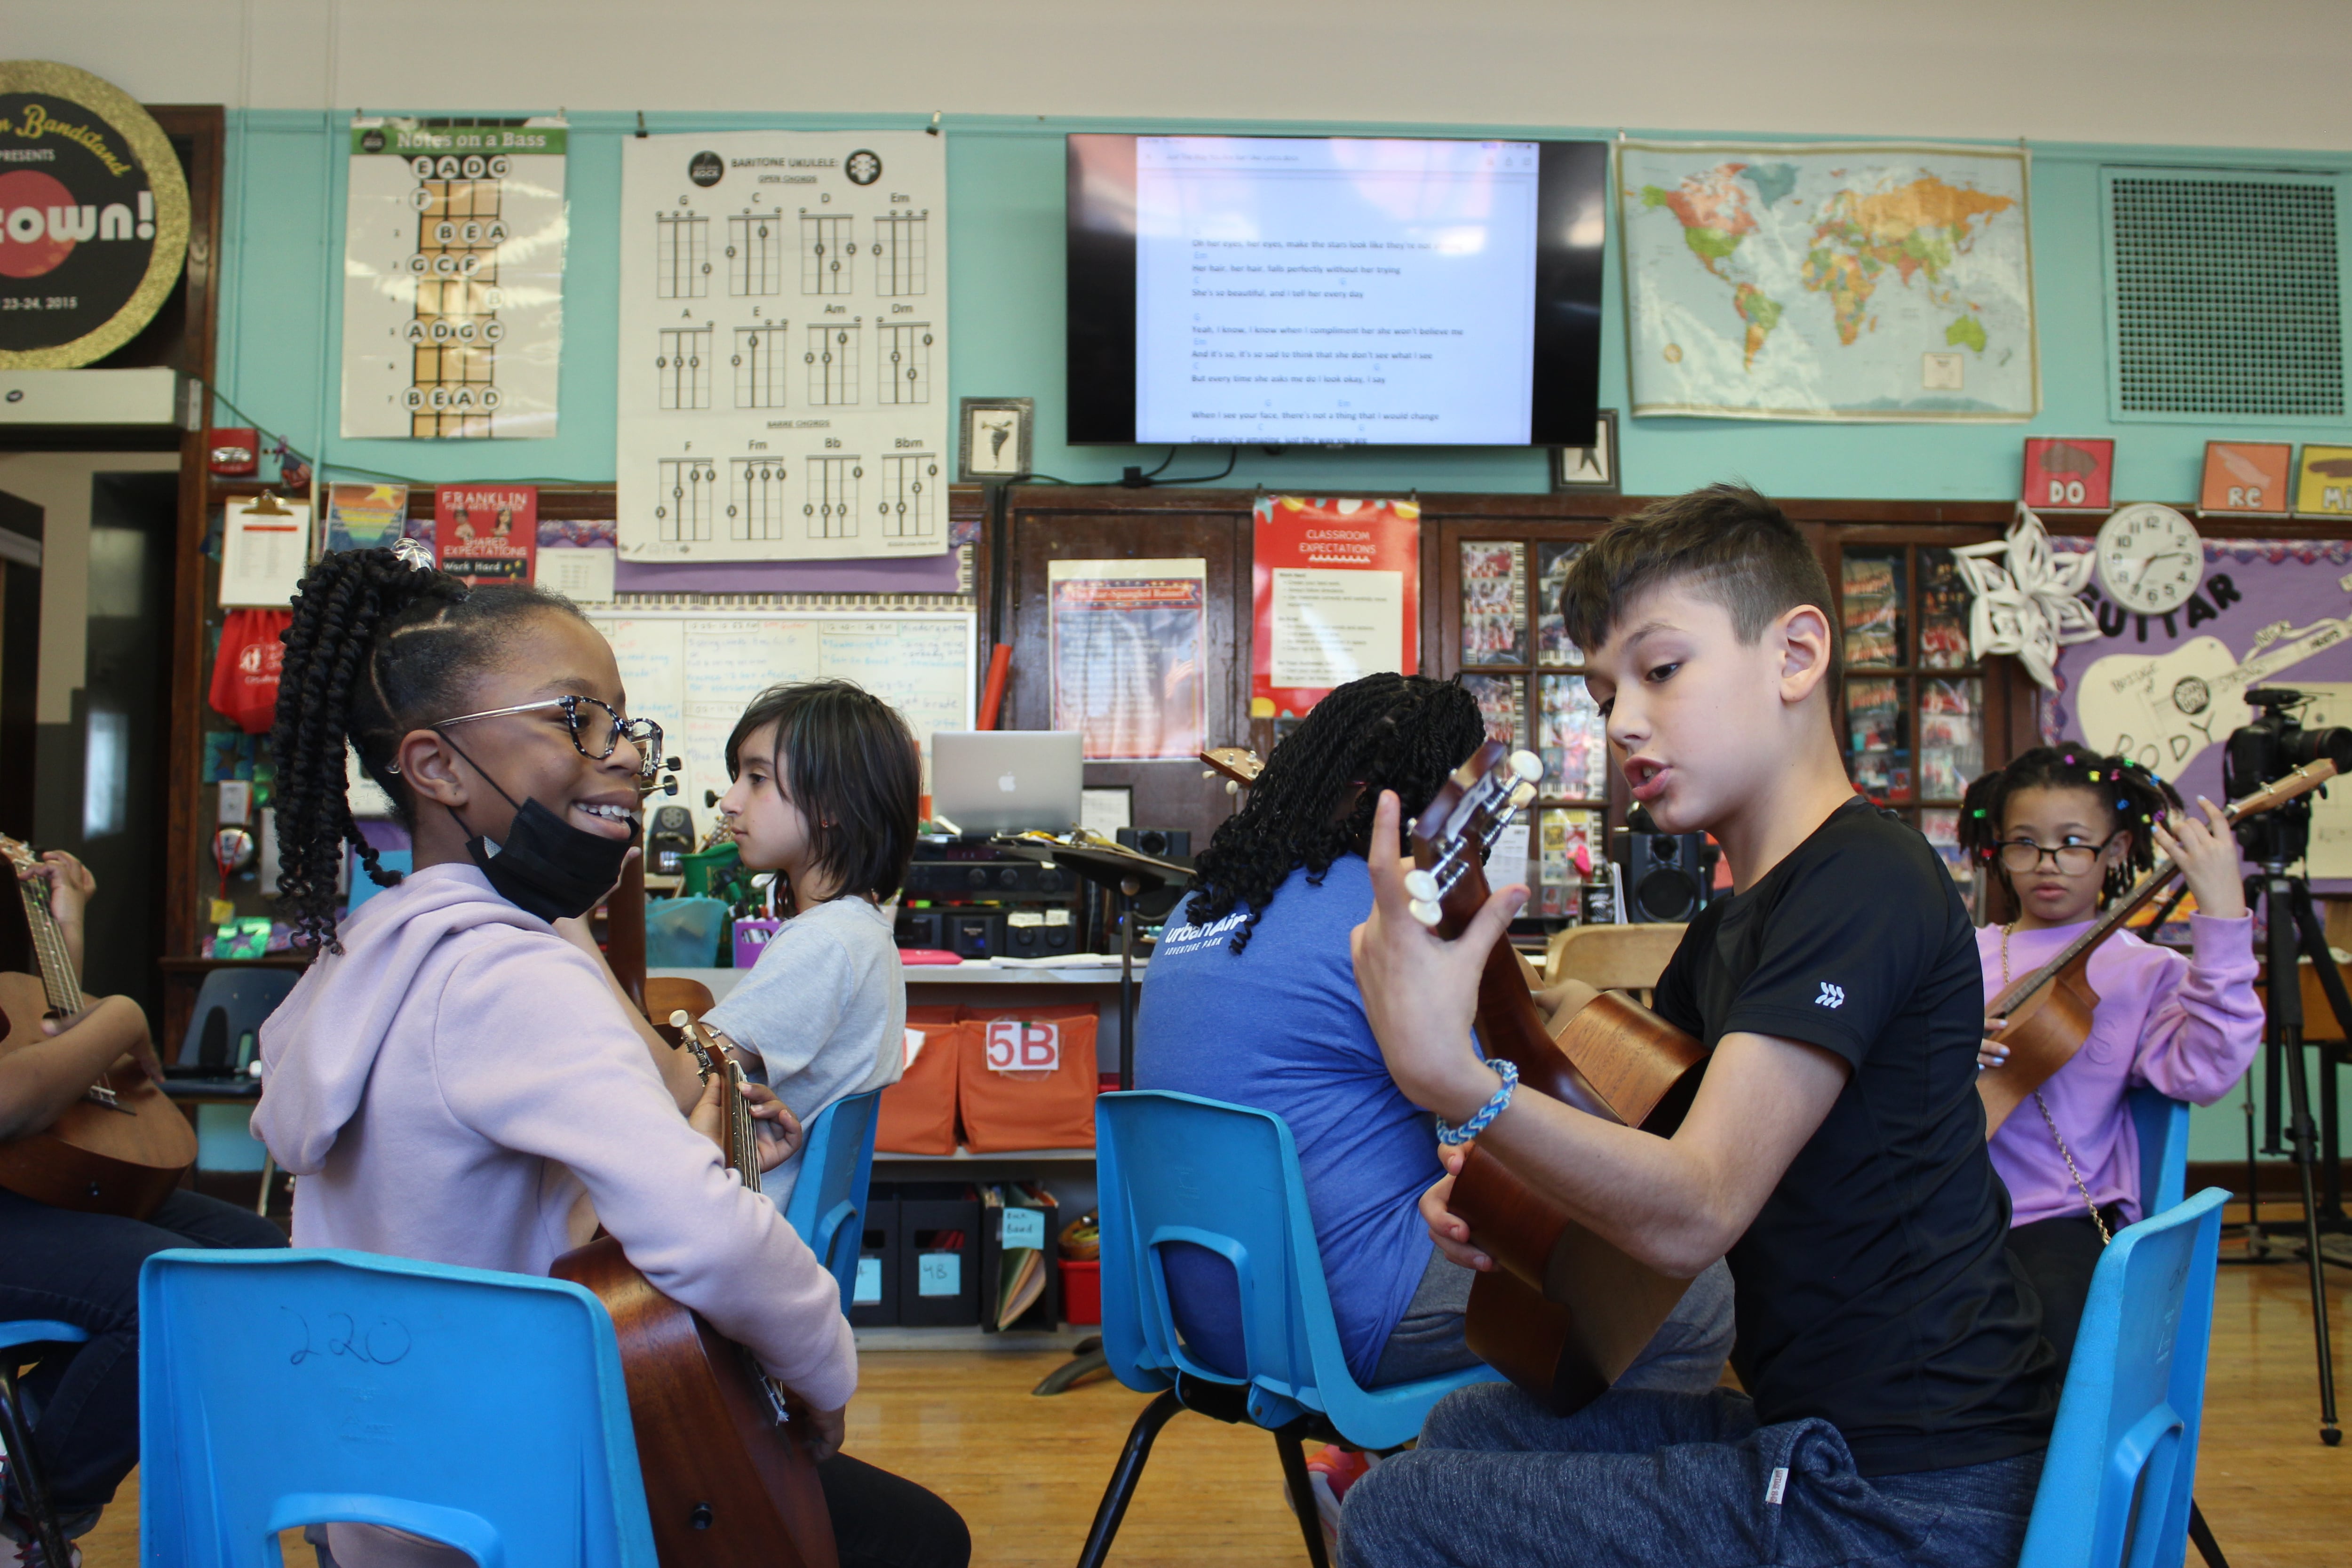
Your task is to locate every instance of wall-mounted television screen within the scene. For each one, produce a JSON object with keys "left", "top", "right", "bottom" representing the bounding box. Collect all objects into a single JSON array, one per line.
[{"left": 1067, "top": 134, "right": 1606, "bottom": 448}]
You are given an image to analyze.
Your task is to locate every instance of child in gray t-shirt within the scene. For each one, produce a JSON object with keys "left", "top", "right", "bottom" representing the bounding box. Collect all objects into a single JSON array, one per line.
[{"left": 700, "top": 680, "right": 921, "bottom": 1211}]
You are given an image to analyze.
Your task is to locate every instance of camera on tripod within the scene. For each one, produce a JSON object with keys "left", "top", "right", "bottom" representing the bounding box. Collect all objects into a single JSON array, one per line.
[{"left": 2221, "top": 688, "right": 2352, "bottom": 865}]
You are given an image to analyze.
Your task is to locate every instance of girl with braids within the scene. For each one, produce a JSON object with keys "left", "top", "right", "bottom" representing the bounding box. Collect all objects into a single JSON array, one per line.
[
  {"left": 251, "top": 547, "right": 967, "bottom": 1568},
  {"left": 1961, "top": 745, "right": 2258, "bottom": 1372},
  {"left": 1133, "top": 672, "right": 1733, "bottom": 1416}
]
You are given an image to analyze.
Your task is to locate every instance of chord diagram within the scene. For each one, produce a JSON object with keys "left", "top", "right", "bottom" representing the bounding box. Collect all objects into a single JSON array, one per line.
[
  {"left": 874, "top": 210, "right": 929, "bottom": 296},
  {"left": 406, "top": 178, "right": 508, "bottom": 437},
  {"left": 728, "top": 458, "right": 792, "bottom": 541},
  {"left": 656, "top": 327, "right": 711, "bottom": 410},
  {"left": 879, "top": 323, "right": 933, "bottom": 406},
  {"left": 727, "top": 212, "right": 785, "bottom": 295},
  {"left": 732, "top": 324, "right": 791, "bottom": 409},
  {"left": 655, "top": 458, "right": 718, "bottom": 542},
  {"left": 801, "top": 214, "right": 855, "bottom": 295},
  {"left": 656, "top": 213, "right": 710, "bottom": 298},
  {"left": 877, "top": 455, "right": 939, "bottom": 539},
  {"left": 806, "top": 322, "right": 860, "bottom": 406},
  {"left": 806, "top": 457, "right": 861, "bottom": 540}
]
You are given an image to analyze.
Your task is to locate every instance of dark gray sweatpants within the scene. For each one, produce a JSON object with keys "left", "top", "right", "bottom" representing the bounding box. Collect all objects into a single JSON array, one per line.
[{"left": 1340, "top": 1384, "right": 2042, "bottom": 1568}]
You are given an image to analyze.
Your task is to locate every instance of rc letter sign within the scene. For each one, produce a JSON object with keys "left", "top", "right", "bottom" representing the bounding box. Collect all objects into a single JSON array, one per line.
[{"left": 0, "top": 62, "right": 190, "bottom": 368}]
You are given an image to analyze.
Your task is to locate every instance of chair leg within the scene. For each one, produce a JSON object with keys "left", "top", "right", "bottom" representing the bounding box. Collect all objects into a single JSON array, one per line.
[
  {"left": 0, "top": 1363, "right": 75, "bottom": 1568},
  {"left": 1073, "top": 1389, "right": 1184, "bottom": 1568},
  {"left": 2188, "top": 1500, "right": 2230, "bottom": 1568},
  {"left": 1273, "top": 1426, "right": 1335, "bottom": 1568}
]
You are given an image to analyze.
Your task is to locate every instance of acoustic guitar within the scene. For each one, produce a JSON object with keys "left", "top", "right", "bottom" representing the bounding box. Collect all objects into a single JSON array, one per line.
[
  {"left": 552, "top": 1013, "right": 839, "bottom": 1568},
  {"left": 1979, "top": 756, "right": 2338, "bottom": 1134},
  {"left": 1406, "top": 742, "right": 1710, "bottom": 1414},
  {"left": 0, "top": 836, "right": 195, "bottom": 1217}
]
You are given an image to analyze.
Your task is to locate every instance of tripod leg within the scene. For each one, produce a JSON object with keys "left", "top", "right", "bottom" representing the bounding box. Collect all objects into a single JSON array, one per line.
[
  {"left": 2287, "top": 885, "right": 2352, "bottom": 1222},
  {"left": 2187, "top": 1500, "right": 2230, "bottom": 1568},
  {"left": 2266, "top": 876, "right": 2341, "bottom": 1445}
]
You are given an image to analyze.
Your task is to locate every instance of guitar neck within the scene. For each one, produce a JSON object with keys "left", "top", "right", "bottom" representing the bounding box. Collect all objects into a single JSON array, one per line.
[{"left": 15, "top": 877, "right": 84, "bottom": 1015}]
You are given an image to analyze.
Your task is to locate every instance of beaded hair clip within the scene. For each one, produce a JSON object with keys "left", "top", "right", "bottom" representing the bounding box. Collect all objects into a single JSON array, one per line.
[{"left": 391, "top": 536, "right": 434, "bottom": 572}]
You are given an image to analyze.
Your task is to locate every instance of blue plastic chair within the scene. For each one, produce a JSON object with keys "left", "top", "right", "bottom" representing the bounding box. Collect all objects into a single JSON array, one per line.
[
  {"left": 781, "top": 1087, "right": 883, "bottom": 1314},
  {"left": 0, "top": 1319, "right": 92, "bottom": 1567},
  {"left": 1083, "top": 1090, "right": 1504, "bottom": 1568},
  {"left": 2017, "top": 1186, "right": 2228, "bottom": 1568},
  {"left": 140, "top": 1248, "right": 656, "bottom": 1568},
  {"left": 2129, "top": 1084, "right": 2191, "bottom": 1217}
]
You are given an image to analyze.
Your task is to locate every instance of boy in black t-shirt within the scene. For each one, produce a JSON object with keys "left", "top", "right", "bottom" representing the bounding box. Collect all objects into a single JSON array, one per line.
[{"left": 1343, "top": 486, "right": 2055, "bottom": 1568}]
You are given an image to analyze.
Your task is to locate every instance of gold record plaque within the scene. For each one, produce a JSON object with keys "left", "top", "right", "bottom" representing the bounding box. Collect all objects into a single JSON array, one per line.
[{"left": 0, "top": 62, "right": 190, "bottom": 368}]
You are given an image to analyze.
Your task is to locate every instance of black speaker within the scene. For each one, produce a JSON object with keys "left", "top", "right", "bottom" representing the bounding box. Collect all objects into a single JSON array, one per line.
[
  {"left": 645, "top": 805, "right": 695, "bottom": 877},
  {"left": 1613, "top": 811, "right": 1710, "bottom": 924},
  {"left": 945, "top": 911, "right": 1006, "bottom": 960}
]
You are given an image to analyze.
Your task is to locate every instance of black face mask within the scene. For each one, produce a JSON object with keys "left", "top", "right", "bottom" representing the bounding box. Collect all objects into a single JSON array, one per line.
[{"left": 440, "top": 735, "right": 636, "bottom": 923}]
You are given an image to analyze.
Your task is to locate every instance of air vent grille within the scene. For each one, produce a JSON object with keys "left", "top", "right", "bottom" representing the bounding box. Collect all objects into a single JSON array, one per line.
[{"left": 2109, "top": 174, "right": 2343, "bottom": 419}]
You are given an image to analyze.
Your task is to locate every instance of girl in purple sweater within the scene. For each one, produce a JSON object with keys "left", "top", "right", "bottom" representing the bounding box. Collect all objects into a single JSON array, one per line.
[
  {"left": 1960, "top": 746, "right": 2259, "bottom": 1371},
  {"left": 253, "top": 546, "right": 966, "bottom": 1568}
]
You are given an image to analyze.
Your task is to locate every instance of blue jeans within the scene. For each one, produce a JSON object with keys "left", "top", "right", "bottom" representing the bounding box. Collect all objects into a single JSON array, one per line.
[{"left": 1341, "top": 1384, "right": 2043, "bottom": 1568}]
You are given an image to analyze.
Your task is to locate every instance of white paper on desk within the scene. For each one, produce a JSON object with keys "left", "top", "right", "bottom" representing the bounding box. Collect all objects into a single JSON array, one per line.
[
  {"left": 1489, "top": 820, "right": 1531, "bottom": 891},
  {"left": 540, "top": 547, "right": 617, "bottom": 603},
  {"left": 220, "top": 499, "right": 312, "bottom": 606}
]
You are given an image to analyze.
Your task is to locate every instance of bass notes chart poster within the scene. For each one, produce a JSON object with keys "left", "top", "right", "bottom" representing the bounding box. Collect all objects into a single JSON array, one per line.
[
  {"left": 617, "top": 132, "right": 949, "bottom": 563},
  {"left": 340, "top": 117, "right": 569, "bottom": 439}
]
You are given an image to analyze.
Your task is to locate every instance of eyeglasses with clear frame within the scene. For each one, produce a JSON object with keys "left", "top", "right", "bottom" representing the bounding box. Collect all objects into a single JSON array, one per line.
[
  {"left": 1992, "top": 834, "right": 2119, "bottom": 876},
  {"left": 433, "top": 694, "right": 664, "bottom": 779}
]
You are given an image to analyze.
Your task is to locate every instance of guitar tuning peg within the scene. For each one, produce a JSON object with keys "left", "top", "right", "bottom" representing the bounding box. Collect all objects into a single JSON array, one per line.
[
  {"left": 1201, "top": 769, "right": 1215, "bottom": 780},
  {"left": 1225, "top": 780, "right": 1240, "bottom": 796},
  {"left": 1508, "top": 782, "right": 1538, "bottom": 811},
  {"left": 1409, "top": 899, "right": 1444, "bottom": 928},
  {"left": 1403, "top": 868, "right": 1441, "bottom": 902},
  {"left": 668, "top": 1010, "right": 693, "bottom": 1029},
  {"left": 1510, "top": 750, "right": 1543, "bottom": 783}
]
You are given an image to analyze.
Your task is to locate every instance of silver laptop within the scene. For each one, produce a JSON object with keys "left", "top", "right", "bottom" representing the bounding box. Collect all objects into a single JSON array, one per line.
[{"left": 931, "top": 730, "right": 1085, "bottom": 837}]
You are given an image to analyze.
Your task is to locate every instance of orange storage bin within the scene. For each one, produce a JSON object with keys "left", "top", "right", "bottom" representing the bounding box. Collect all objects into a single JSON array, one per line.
[
  {"left": 955, "top": 1004, "right": 1100, "bottom": 1153},
  {"left": 876, "top": 1011, "right": 965, "bottom": 1156}
]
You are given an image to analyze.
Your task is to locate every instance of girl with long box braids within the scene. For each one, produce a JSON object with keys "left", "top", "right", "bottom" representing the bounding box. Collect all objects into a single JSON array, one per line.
[
  {"left": 1134, "top": 672, "right": 1733, "bottom": 1521},
  {"left": 1959, "top": 745, "right": 2258, "bottom": 1373},
  {"left": 250, "top": 546, "right": 967, "bottom": 1568}
]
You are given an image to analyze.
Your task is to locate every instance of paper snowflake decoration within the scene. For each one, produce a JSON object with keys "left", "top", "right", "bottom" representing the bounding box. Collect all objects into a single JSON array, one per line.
[{"left": 1951, "top": 506, "right": 2099, "bottom": 689}]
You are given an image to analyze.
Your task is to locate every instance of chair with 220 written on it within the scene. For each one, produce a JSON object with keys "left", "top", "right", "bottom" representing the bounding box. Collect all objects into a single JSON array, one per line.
[
  {"left": 2014, "top": 1185, "right": 2228, "bottom": 1568},
  {"left": 1082, "top": 1090, "right": 1503, "bottom": 1568},
  {"left": 139, "top": 1248, "right": 656, "bottom": 1568},
  {"left": 781, "top": 1087, "right": 884, "bottom": 1314}
]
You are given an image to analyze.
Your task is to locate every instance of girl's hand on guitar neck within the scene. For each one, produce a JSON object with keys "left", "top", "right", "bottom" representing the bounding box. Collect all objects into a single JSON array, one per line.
[
  {"left": 20, "top": 850, "right": 95, "bottom": 973},
  {"left": 686, "top": 1072, "right": 804, "bottom": 1172},
  {"left": 1349, "top": 790, "right": 1528, "bottom": 1125},
  {"left": 2150, "top": 796, "right": 2247, "bottom": 922}
]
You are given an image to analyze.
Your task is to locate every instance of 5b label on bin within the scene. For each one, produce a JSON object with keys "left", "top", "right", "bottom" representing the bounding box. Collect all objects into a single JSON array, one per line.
[{"left": 985, "top": 1020, "right": 1060, "bottom": 1073}]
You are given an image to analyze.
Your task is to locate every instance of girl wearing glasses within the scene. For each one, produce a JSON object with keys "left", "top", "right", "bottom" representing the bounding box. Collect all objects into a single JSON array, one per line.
[
  {"left": 251, "top": 547, "right": 968, "bottom": 1568},
  {"left": 1956, "top": 746, "right": 2257, "bottom": 1372}
]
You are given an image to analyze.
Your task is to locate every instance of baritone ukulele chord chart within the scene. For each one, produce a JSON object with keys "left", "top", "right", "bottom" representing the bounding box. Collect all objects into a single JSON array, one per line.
[
  {"left": 341, "top": 117, "right": 568, "bottom": 439},
  {"left": 618, "top": 131, "right": 950, "bottom": 563}
]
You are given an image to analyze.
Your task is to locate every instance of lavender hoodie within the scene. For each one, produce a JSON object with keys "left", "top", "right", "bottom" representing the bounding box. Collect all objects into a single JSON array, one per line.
[
  {"left": 1979, "top": 912, "right": 2259, "bottom": 1227},
  {"left": 254, "top": 861, "right": 856, "bottom": 1404}
]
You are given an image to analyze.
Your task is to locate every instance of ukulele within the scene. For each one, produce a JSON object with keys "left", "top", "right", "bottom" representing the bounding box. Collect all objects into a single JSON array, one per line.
[
  {"left": 1406, "top": 742, "right": 1711, "bottom": 1414},
  {"left": 1199, "top": 746, "right": 1264, "bottom": 790},
  {"left": 0, "top": 837, "right": 195, "bottom": 1217},
  {"left": 551, "top": 1012, "right": 839, "bottom": 1568},
  {"left": 1979, "top": 756, "right": 2339, "bottom": 1135}
]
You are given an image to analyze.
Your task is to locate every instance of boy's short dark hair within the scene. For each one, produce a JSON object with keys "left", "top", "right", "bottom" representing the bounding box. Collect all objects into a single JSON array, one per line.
[
  {"left": 1559, "top": 483, "right": 1841, "bottom": 688},
  {"left": 726, "top": 680, "right": 921, "bottom": 903}
]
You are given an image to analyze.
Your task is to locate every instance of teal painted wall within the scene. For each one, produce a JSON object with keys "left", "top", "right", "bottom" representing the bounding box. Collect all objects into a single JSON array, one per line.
[{"left": 214, "top": 110, "right": 2349, "bottom": 1163}]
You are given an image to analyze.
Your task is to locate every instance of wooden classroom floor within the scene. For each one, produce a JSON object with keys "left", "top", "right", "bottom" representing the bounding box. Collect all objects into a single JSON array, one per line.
[{"left": 72, "top": 1235, "right": 2352, "bottom": 1567}]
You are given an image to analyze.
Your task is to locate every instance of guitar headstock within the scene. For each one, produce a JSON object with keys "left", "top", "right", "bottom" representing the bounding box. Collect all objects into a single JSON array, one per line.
[
  {"left": 1199, "top": 746, "right": 1264, "bottom": 796},
  {"left": 669, "top": 1011, "right": 722, "bottom": 1082},
  {"left": 1402, "top": 741, "right": 1543, "bottom": 938}
]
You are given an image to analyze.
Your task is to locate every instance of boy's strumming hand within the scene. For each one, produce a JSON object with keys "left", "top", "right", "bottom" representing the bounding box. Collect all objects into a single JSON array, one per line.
[
  {"left": 1350, "top": 790, "right": 1526, "bottom": 1124},
  {"left": 1419, "top": 1143, "right": 1492, "bottom": 1271},
  {"left": 2152, "top": 795, "right": 2247, "bottom": 921}
]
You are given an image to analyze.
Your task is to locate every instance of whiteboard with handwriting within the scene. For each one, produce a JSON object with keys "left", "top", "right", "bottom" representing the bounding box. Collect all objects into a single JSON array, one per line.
[{"left": 586, "top": 609, "right": 974, "bottom": 836}]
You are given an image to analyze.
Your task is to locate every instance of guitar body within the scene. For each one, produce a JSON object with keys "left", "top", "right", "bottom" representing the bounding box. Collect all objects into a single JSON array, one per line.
[
  {"left": 1979, "top": 962, "right": 2100, "bottom": 1136},
  {"left": 0, "top": 971, "right": 193, "bottom": 1218},
  {"left": 553, "top": 1234, "right": 838, "bottom": 1568}
]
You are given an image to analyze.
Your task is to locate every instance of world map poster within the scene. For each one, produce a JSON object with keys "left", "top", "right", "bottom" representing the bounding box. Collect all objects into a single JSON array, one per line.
[{"left": 1619, "top": 141, "right": 2037, "bottom": 422}]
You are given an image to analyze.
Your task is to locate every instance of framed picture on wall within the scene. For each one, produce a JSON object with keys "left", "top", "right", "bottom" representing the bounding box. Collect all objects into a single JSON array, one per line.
[
  {"left": 960, "top": 396, "right": 1034, "bottom": 481},
  {"left": 1552, "top": 410, "right": 1619, "bottom": 493}
]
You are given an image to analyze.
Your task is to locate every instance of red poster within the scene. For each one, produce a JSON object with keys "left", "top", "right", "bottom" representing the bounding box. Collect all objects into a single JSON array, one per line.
[
  {"left": 1250, "top": 496, "right": 1421, "bottom": 720},
  {"left": 2019, "top": 438, "right": 2114, "bottom": 512},
  {"left": 435, "top": 484, "right": 538, "bottom": 586}
]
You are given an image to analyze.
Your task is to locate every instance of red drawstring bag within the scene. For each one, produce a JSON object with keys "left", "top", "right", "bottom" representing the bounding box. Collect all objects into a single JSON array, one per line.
[{"left": 208, "top": 609, "right": 293, "bottom": 734}]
